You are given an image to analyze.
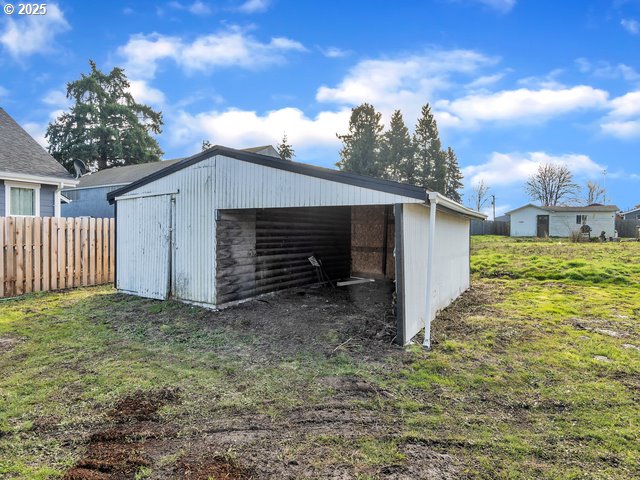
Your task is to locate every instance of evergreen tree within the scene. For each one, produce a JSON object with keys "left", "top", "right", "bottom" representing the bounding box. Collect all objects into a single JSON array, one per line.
[
  {"left": 277, "top": 133, "right": 295, "bottom": 161},
  {"left": 336, "top": 103, "right": 384, "bottom": 177},
  {"left": 444, "top": 147, "right": 464, "bottom": 202},
  {"left": 46, "top": 60, "right": 163, "bottom": 172},
  {"left": 413, "top": 103, "right": 444, "bottom": 190},
  {"left": 379, "top": 110, "right": 415, "bottom": 182}
]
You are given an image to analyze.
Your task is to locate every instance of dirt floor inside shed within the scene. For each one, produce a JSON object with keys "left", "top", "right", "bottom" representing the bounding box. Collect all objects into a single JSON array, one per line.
[{"left": 54, "top": 282, "right": 459, "bottom": 480}]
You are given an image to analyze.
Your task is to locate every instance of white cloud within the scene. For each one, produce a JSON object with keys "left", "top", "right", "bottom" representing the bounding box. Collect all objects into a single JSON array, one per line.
[
  {"left": 601, "top": 120, "right": 640, "bottom": 139},
  {"left": 316, "top": 49, "right": 496, "bottom": 121},
  {"left": 167, "top": 1, "right": 213, "bottom": 15},
  {"left": 467, "top": 0, "right": 516, "bottom": 13},
  {"left": 601, "top": 91, "right": 640, "bottom": 138},
  {"left": 320, "top": 47, "right": 351, "bottom": 58},
  {"left": 576, "top": 58, "right": 640, "bottom": 84},
  {"left": 0, "top": 85, "right": 8, "bottom": 97},
  {"left": 189, "top": 1, "right": 212, "bottom": 15},
  {"left": 608, "top": 91, "right": 640, "bottom": 118},
  {"left": 462, "top": 152, "right": 605, "bottom": 187},
  {"left": 621, "top": 18, "right": 640, "bottom": 35},
  {"left": 465, "top": 72, "right": 505, "bottom": 89},
  {"left": 168, "top": 107, "right": 351, "bottom": 153},
  {"left": 118, "top": 28, "right": 305, "bottom": 79},
  {"left": 128, "top": 80, "right": 166, "bottom": 105},
  {"left": 0, "top": 3, "right": 70, "bottom": 58},
  {"left": 237, "top": 0, "right": 270, "bottom": 13},
  {"left": 22, "top": 122, "right": 48, "bottom": 147},
  {"left": 436, "top": 86, "right": 609, "bottom": 128}
]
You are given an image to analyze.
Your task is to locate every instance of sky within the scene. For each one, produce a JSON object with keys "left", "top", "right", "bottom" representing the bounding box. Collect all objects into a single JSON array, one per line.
[{"left": 1, "top": 0, "right": 639, "bottom": 216}]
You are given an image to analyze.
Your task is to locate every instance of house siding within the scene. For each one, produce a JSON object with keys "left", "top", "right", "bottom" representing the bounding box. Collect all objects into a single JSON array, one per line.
[
  {"left": 510, "top": 205, "right": 616, "bottom": 237},
  {"left": 62, "top": 186, "right": 121, "bottom": 218},
  {"left": 0, "top": 180, "right": 4, "bottom": 215},
  {"left": 40, "top": 184, "right": 56, "bottom": 217},
  {"left": 510, "top": 206, "right": 548, "bottom": 237}
]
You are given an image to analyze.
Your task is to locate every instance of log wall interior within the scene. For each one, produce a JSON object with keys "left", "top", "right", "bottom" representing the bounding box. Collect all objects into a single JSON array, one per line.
[
  {"left": 216, "top": 207, "right": 351, "bottom": 304},
  {"left": 351, "top": 205, "right": 395, "bottom": 280}
]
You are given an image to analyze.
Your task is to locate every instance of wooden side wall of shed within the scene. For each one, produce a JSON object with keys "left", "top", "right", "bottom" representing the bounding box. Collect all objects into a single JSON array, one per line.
[
  {"left": 351, "top": 205, "right": 395, "bottom": 279},
  {"left": 216, "top": 207, "right": 351, "bottom": 304}
]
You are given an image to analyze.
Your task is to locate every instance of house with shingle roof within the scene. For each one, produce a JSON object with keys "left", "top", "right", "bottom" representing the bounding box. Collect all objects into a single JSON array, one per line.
[
  {"left": 506, "top": 203, "right": 619, "bottom": 238},
  {"left": 62, "top": 145, "right": 280, "bottom": 218},
  {"left": 0, "top": 107, "right": 77, "bottom": 217}
]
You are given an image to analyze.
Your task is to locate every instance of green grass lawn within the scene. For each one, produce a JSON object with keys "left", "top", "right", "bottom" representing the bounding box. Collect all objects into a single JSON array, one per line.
[{"left": 0, "top": 236, "right": 639, "bottom": 479}]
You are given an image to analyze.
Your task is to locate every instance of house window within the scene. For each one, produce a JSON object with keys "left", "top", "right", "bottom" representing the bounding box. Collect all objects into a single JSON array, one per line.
[
  {"left": 5, "top": 182, "right": 40, "bottom": 217},
  {"left": 576, "top": 214, "right": 588, "bottom": 225}
]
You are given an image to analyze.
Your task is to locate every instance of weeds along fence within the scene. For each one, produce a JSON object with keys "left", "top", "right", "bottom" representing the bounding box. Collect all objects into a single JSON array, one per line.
[
  {"left": 470, "top": 220, "right": 510, "bottom": 236},
  {"left": 0, "top": 216, "right": 115, "bottom": 298},
  {"left": 615, "top": 219, "right": 640, "bottom": 238}
]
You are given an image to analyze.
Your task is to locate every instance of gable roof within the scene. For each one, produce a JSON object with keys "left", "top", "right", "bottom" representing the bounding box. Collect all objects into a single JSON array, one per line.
[
  {"left": 0, "top": 107, "right": 74, "bottom": 182},
  {"left": 107, "top": 145, "right": 429, "bottom": 204},
  {"left": 506, "top": 203, "right": 619, "bottom": 215},
  {"left": 620, "top": 206, "right": 640, "bottom": 216},
  {"left": 69, "top": 158, "right": 184, "bottom": 189}
]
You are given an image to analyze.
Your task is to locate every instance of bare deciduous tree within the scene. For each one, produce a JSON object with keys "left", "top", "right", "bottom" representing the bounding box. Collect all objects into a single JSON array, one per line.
[
  {"left": 470, "top": 179, "right": 491, "bottom": 212},
  {"left": 525, "top": 163, "right": 579, "bottom": 206},
  {"left": 584, "top": 180, "right": 606, "bottom": 205}
]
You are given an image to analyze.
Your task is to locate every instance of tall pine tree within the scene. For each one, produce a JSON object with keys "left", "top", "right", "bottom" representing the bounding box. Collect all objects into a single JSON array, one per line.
[
  {"left": 379, "top": 110, "right": 415, "bottom": 182},
  {"left": 336, "top": 103, "right": 384, "bottom": 177},
  {"left": 413, "top": 103, "right": 444, "bottom": 190},
  {"left": 46, "top": 60, "right": 163, "bottom": 172},
  {"left": 444, "top": 147, "right": 463, "bottom": 202},
  {"left": 277, "top": 133, "right": 295, "bottom": 160}
]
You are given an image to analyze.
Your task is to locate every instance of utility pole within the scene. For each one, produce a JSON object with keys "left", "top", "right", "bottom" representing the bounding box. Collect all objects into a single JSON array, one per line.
[{"left": 491, "top": 194, "right": 496, "bottom": 221}]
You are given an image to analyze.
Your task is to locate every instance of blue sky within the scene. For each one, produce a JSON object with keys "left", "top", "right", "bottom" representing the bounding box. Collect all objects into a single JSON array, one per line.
[{"left": 1, "top": 0, "right": 639, "bottom": 215}]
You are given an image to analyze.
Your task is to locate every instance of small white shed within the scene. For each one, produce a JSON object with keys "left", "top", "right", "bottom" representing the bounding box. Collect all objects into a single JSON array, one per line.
[
  {"left": 108, "top": 146, "right": 485, "bottom": 346},
  {"left": 507, "top": 203, "right": 619, "bottom": 238}
]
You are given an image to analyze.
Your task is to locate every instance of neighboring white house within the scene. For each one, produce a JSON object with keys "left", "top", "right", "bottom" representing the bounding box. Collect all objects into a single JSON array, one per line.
[
  {"left": 620, "top": 206, "right": 640, "bottom": 220},
  {"left": 507, "top": 203, "right": 619, "bottom": 238},
  {"left": 0, "top": 108, "right": 77, "bottom": 217},
  {"left": 107, "top": 145, "right": 485, "bottom": 346}
]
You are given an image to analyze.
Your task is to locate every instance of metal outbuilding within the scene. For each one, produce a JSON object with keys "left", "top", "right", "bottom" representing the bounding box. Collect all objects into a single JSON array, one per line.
[{"left": 107, "top": 146, "right": 485, "bottom": 346}]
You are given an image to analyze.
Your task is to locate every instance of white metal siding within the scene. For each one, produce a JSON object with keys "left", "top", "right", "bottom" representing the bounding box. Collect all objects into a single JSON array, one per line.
[
  {"left": 116, "top": 157, "right": 218, "bottom": 305},
  {"left": 115, "top": 154, "right": 423, "bottom": 306},
  {"left": 510, "top": 206, "right": 547, "bottom": 237},
  {"left": 117, "top": 195, "right": 172, "bottom": 300},
  {"left": 213, "top": 155, "right": 424, "bottom": 208},
  {"left": 400, "top": 204, "right": 471, "bottom": 344},
  {"left": 510, "top": 206, "right": 617, "bottom": 237},
  {"left": 549, "top": 211, "right": 616, "bottom": 237},
  {"left": 432, "top": 210, "right": 471, "bottom": 313},
  {"left": 400, "top": 204, "right": 429, "bottom": 342}
]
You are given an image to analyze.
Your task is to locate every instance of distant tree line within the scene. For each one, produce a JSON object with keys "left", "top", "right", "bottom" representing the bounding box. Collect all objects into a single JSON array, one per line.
[{"left": 335, "top": 103, "right": 463, "bottom": 202}]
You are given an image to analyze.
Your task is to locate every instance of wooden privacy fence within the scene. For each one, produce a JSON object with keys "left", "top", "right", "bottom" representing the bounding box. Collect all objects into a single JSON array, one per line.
[
  {"left": 470, "top": 220, "right": 510, "bottom": 236},
  {"left": 0, "top": 217, "right": 115, "bottom": 298},
  {"left": 615, "top": 219, "right": 640, "bottom": 238}
]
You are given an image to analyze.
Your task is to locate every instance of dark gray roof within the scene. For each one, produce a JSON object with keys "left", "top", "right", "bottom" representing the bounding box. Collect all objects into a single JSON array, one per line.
[
  {"left": 72, "top": 158, "right": 184, "bottom": 189},
  {"left": 507, "top": 203, "right": 619, "bottom": 214},
  {"left": 107, "top": 145, "right": 429, "bottom": 204},
  {"left": 0, "top": 107, "right": 73, "bottom": 181}
]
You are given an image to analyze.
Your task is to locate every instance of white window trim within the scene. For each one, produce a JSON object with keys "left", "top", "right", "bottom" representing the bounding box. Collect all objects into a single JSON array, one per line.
[{"left": 4, "top": 180, "right": 41, "bottom": 217}]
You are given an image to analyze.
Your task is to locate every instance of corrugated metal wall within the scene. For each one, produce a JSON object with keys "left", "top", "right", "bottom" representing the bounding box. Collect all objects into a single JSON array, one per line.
[
  {"left": 116, "top": 195, "right": 172, "bottom": 300},
  {"left": 214, "top": 156, "right": 423, "bottom": 208},
  {"left": 115, "top": 154, "right": 423, "bottom": 307},
  {"left": 216, "top": 206, "right": 351, "bottom": 304},
  {"left": 397, "top": 204, "right": 471, "bottom": 344}
]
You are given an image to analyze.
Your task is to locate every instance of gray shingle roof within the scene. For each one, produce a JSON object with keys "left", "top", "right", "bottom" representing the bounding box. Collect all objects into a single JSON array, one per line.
[
  {"left": 73, "top": 158, "right": 184, "bottom": 188},
  {"left": 71, "top": 146, "right": 280, "bottom": 189},
  {"left": 0, "top": 107, "right": 74, "bottom": 181},
  {"left": 507, "top": 203, "right": 619, "bottom": 214}
]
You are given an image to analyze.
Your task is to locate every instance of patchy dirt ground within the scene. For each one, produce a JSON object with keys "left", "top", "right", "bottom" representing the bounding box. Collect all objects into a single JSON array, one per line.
[{"left": 55, "top": 282, "right": 461, "bottom": 480}]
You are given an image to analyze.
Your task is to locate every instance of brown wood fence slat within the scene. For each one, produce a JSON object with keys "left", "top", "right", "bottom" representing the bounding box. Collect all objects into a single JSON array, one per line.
[{"left": 0, "top": 216, "right": 115, "bottom": 298}]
